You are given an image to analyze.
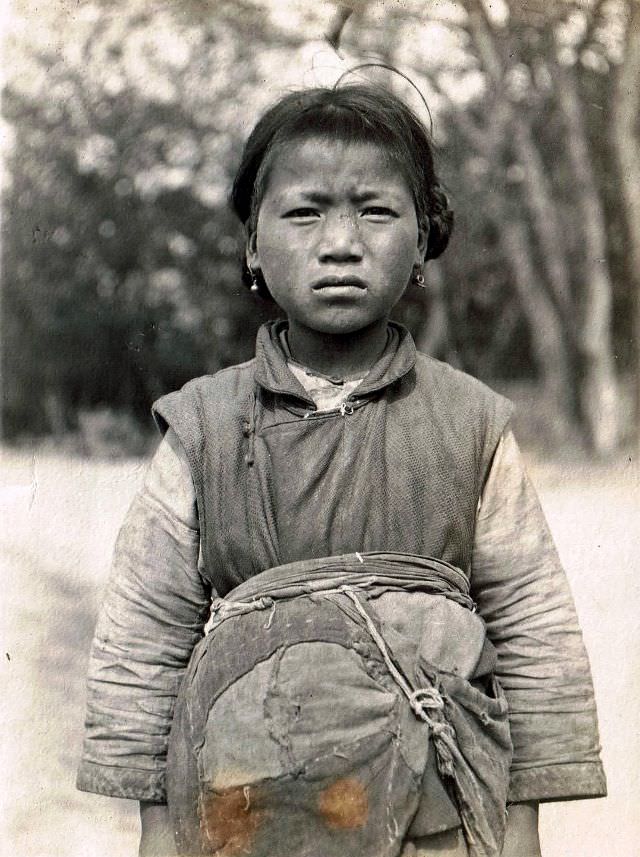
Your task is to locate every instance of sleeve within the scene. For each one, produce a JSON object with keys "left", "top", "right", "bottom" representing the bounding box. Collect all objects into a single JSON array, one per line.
[
  {"left": 471, "top": 429, "right": 607, "bottom": 804},
  {"left": 76, "top": 429, "right": 211, "bottom": 802}
]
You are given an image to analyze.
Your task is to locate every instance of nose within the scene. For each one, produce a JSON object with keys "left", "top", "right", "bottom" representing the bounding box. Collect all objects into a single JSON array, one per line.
[{"left": 317, "top": 212, "right": 363, "bottom": 264}]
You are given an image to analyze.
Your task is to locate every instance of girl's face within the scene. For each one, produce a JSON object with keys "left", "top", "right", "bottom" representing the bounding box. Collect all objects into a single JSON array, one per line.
[{"left": 247, "top": 138, "right": 427, "bottom": 337}]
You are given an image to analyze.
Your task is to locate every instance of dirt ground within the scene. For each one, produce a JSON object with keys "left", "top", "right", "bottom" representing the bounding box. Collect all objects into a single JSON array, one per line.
[{"left": 1, "top": 444, "right": 638, "bottom": 857}]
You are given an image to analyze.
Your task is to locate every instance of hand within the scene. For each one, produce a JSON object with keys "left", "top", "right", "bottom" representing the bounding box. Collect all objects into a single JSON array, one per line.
[
  {"left": 139, "top": 802, "right": 177, "bottom": 857},
  {"left": 501, "top": 801, "right": 541, "bottom": 857}
]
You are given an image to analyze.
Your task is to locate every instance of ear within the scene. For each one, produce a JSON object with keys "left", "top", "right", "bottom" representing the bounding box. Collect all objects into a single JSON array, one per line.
[
  {"left": 245, "top": 225, "right": 260, "bottom": 272},
  {"left": 415, "top": 217, "right": 430, "bottom": 266}
]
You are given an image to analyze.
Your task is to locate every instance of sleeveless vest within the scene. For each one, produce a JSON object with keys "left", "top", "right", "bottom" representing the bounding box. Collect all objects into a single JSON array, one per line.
[{"left": 153, "top": 322, "right": 512, "bottom": 597}]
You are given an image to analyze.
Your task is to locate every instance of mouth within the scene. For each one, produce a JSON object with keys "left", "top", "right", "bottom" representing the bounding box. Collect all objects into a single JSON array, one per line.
[{"left": 311, "top": 276, "right": 368, "bottom": 291}]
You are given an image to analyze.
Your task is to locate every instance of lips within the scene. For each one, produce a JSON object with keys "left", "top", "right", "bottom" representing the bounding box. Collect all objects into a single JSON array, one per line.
[{"left": 311, "top": 276, "right": 368, "bottom": 290}]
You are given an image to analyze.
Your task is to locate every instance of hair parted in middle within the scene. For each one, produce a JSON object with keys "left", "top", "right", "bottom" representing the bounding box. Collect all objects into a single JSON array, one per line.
[{"left": 230, "top": 81, "right": 454, "bottom": 298}]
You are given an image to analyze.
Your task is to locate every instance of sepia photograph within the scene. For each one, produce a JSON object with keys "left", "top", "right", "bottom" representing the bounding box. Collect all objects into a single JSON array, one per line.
[{"left": 1, "top": 1, "right": 639, "bottom": 856}]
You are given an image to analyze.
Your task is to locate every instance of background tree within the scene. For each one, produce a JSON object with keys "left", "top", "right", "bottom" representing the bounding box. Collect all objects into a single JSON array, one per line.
[
  {"left": 340, "top": 0, "right": 630, "bottom": 452},
  {"left": 613, "top": 0, "right": 640, "bottom": 453},
  {"left": 2, "top": 0, "right": 638, "bottom": 455}
]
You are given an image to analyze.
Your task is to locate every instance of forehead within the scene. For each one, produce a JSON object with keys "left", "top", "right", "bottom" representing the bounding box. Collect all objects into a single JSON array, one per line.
[{"left": 262, "top": 137, "right": 413, "bottom": 199}]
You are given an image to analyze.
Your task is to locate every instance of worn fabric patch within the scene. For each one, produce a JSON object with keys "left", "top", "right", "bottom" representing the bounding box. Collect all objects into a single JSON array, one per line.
[{"left": 166, "top": 556, "right": 512, "bottom": 856}]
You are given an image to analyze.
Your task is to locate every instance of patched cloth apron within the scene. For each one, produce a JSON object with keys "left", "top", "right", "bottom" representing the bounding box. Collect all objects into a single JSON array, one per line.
[{"left": 166, "top": 553, "right": 513, "bottom": 857}]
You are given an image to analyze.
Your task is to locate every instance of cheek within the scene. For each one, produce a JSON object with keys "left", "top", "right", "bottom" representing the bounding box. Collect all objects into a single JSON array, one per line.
[
  {"left": 255, "top": 223, "right": 295, "bottom": 270},
  {"left": 257, "top": 248, "right": 298, "bottom": 297},
  {"left": 382, "top": 228, "right": 420, "bottom": 272},
  {"left": 254, "top": 230, "right": 300, "bottom": 301}
]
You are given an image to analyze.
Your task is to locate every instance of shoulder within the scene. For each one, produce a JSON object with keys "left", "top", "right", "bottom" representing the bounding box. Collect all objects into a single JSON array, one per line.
[
  {"left": 415, "top": 351, "right": 511, "bottom": 406},
  {"left": 169, "top": 358, "right": 256, "bottom": 401},
  {"left": 412, "top": 351, "right": 514, "bottom": 439},
  {"left": 152, "top": 359, "right": 256, "bottom": 428}
]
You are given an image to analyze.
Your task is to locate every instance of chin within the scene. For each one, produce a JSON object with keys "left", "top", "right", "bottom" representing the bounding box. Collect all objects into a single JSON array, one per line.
[
  {"left": 309, "top": 320, "right": 376, "bottom": 337},
  {"left": 299, "top": 309, "right": 385, "bottom": 336}
]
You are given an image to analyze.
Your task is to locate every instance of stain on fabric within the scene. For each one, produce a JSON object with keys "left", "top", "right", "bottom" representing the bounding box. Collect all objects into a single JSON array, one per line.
[
  {"left": 318, "top": 777, "right": 368, "bottom": 830},
  {"left": 200, "top": 785, "right": 267, "bottom": 855}
]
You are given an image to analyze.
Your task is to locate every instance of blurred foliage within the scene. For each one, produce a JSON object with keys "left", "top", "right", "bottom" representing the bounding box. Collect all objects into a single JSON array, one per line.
[{"left": 2, "top": 0, "right": 639, "bottom": 453}]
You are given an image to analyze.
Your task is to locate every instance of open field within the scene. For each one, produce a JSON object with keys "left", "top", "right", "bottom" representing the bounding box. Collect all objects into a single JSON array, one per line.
[{"left": 1, "top": 445, "right": 638, "bottom": 857}]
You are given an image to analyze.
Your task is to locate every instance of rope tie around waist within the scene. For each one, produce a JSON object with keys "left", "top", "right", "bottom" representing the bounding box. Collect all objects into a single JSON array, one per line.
[
  {"left": 205, "top": 595, "right": 275, "bottom": 633},
  {"left": 340, "top": 588, "right": 453, "bottom": 731},
  {"left": 205, "top": 576, "right": 381, "bottom": 634},
  {"left": 409, "top": 687, "right": 445, "bottom": 713},
  {"left": 339, "top": 587, "right": 477, "bottom": 846}
]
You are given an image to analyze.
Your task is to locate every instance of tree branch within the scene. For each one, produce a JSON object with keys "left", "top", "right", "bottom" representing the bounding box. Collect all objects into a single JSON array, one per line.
[
  {"left": 326, "top": 4, "right": 354, "bottom": 53},
  {"left": 419, "top": 69, "right": 488, "bottom": 151},
  {"left": 462, "top": 0, "right": 505, "bottom": 82}
]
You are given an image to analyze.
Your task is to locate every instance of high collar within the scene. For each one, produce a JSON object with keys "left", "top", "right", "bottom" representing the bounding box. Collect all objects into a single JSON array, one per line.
[{"left": 253, "top": 320, "right": 417, "bottom": 407}]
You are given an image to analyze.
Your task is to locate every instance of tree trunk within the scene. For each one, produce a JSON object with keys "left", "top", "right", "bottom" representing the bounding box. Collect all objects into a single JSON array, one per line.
[
  {"left": 556, "top": 62, "right": 620, "bottom": 454},
  {"left": 512, "top": 117, "right": 573, "bottom": 324},
  {"left": 613, "top": 0, "right": 640, "bottom": 453},
  {"left": 460, "top": 0, "right": 577, "bottom": 438},
  {"left": 492, "top": 201, "right": 574, "bottom": 445}
]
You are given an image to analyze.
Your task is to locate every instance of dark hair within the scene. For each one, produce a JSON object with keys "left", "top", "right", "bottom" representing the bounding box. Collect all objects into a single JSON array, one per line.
[{"left": 230, "top": 83, "right": 454, "bottom": 297}]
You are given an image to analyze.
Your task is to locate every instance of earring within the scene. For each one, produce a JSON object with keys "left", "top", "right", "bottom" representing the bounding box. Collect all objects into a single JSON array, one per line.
[
  {"left": 413, "top": 267, "right": 426, "bottom": 288},
  {"left": 248, "top": 267, "right": 259, "bottom": 293}
]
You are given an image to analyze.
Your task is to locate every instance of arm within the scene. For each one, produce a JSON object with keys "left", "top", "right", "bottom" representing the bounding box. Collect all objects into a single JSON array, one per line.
[
  {"left": 471, "top": 430, "right": 606, "bottom": 807},
  {"left": 77, "top": 429, "right": 210, "bottom": 805}
]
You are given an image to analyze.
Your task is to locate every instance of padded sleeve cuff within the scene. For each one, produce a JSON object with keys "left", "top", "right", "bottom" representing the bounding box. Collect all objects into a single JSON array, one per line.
[
  {"left": 76, "top": 760, "right": 166, "bottom": 803},
  {"left": 508, "top": 761, "right": 607, "bottom": 804}
]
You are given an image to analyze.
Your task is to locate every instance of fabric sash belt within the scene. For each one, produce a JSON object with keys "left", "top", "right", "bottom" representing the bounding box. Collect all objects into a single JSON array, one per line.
[{"left": 206, "top": 551, "right": 474, "bottom": 633}]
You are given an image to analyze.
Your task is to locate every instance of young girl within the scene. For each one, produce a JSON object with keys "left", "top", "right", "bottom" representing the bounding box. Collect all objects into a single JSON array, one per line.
[{"left": 77, "top": 83, "right": 606, "bottom": 857}]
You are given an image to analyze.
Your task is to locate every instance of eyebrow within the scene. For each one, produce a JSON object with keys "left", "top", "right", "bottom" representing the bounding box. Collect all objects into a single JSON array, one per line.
[{"left": 286, "top": 189, "right": 395, "bottom": 204}]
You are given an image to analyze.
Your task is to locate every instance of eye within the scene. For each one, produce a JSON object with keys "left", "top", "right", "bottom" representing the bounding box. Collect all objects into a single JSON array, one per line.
[
  {"left": 361, "top": 206, "right": 398, "bottom": 221},
  {"left": 283, "top": 208, "right": 321, "bottom": 221}
]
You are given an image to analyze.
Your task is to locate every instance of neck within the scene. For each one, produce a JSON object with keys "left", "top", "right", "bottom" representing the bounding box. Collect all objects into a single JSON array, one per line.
[{"left": 286, "top": 318, "right": 390, "bottom": 379}]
